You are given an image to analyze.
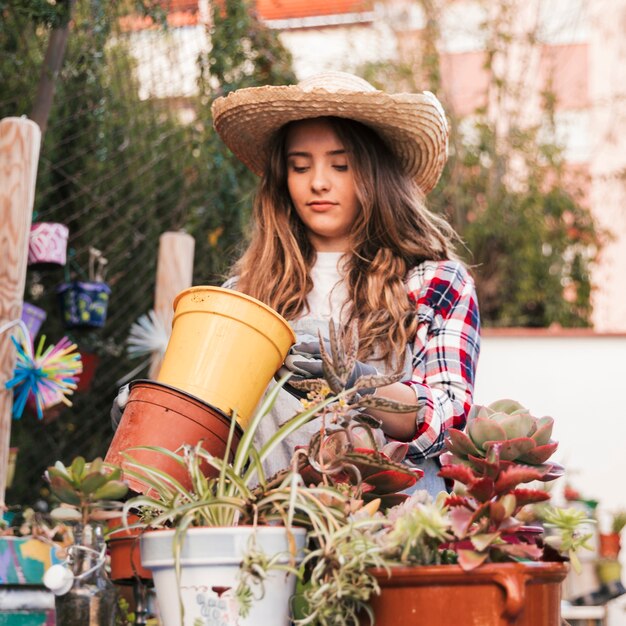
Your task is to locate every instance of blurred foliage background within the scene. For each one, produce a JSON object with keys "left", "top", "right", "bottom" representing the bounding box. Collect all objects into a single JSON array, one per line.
[{"left": 0, "top": 0, "right": 600, "bottom": 506}]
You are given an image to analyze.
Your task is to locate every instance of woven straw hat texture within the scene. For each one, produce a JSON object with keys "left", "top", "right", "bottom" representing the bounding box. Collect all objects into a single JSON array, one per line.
[{"left": 211, "top": 72, "right": 449, "bottom": 195}]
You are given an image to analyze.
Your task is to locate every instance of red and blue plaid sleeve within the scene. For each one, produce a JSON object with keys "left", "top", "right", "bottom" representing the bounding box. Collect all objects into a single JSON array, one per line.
[{"left": 402, "top": 260, "right": 481, "bottom": 463}]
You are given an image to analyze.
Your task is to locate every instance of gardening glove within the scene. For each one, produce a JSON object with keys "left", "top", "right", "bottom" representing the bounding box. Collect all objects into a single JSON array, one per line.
[
  {"left": 277, "top": 334, "right": 378, "bottom": 400},
  {"left": 110, "top": 383, "right": 130, "bottom": 431}
]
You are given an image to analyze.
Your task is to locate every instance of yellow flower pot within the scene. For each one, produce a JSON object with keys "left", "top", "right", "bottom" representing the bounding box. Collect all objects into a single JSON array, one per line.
[{"left": 156, "top": 286, "right": 295, "bottom": 429}]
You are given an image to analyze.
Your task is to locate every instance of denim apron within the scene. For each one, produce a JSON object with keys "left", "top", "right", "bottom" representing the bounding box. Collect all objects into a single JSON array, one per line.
[{"left": 253, "top": 315, "right": 447, "bottom": 499}]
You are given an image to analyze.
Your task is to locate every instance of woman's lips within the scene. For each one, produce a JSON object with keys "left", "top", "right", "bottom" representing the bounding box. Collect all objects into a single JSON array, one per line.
[{"left": 308, "top": 201, "right": 337, "bottom": 211}]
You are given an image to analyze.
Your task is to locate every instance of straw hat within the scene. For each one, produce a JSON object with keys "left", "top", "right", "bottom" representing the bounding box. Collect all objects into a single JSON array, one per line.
[{"left": 211, "top": 72, "right": 449, "bottom": 195}]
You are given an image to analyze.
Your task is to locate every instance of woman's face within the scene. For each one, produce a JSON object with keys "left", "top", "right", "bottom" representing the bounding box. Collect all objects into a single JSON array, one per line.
[{"left": 285, "top": 118, "right": 360, "bottom": 252}]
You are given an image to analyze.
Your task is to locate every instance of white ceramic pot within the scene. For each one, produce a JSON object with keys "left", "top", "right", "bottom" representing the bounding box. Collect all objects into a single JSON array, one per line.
[{"left": 140, "top": 526, "right": 306, "bottom": 626}]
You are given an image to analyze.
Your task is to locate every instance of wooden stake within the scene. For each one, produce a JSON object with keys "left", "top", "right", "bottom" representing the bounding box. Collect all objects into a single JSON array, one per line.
[
  {"left": 0, "top": 118, "right": 42, "bottom": 507},
  {"left": 149, "top": 231, "right": 195, "bottom": 379}
]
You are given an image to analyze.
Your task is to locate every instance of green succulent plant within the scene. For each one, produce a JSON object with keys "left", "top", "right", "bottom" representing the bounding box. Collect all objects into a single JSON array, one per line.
[
  {"left": 45, "top": 456, "right": 129, "bottom": 526},
  {"left": 540, "top": 505, "right": 595, "bottom": 573},
  {"left": 443, "top": 399, "right": 563, "bottom": 480},
  {"left": 610, "top": 510, "right": 626, "bottom": 535}
]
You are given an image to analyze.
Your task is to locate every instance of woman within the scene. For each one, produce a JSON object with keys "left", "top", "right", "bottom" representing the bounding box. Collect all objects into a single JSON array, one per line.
[{"left": 212, "top": 72, "right": 481, "bottom": 495}]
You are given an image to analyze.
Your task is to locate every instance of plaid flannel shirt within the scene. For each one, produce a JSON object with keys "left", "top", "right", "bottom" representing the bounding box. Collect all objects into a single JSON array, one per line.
[{"left": 402, "top": 260, "right": 481, "bottom": 464}]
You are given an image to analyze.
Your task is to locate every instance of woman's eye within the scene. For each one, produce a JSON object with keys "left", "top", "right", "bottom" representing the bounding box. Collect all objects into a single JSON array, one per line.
[
  {"left": 289, "top": 162, "right": 309, "bottom": 173},
  {"left": 333, "top": 164, "right": 348, "bottom": 172}
]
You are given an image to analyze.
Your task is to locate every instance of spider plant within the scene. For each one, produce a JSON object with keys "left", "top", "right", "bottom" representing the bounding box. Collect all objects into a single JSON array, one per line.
[{"left": 119, "top": 376, "right": 356, "bottom": 622}]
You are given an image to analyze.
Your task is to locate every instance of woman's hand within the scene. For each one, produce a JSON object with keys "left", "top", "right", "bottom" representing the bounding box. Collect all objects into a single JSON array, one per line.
[
  {"left": 110, "top": 384, "right": 130, "bottom": 430},
  {"left": 278, "top": 334, "right": 378, "bottom": 398}
]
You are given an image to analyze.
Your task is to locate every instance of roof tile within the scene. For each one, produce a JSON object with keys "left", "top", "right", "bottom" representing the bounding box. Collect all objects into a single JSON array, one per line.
[{"left": 256, "top": 0, "right": 372, "bottom": 20}]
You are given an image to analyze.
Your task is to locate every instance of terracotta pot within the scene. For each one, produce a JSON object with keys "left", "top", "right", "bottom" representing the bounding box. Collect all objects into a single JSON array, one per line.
[
  {"left": 599, "top": 532, "right": 622, "bottom": 559},
  {"left": 107, "top": 517, "right": 152, "bottom": 583},
  {"left": 104, "top": 379, "right": 242, "bottom": 495},
  {"left": 367, "top": 562, "right": 568, "bottom": 626}
]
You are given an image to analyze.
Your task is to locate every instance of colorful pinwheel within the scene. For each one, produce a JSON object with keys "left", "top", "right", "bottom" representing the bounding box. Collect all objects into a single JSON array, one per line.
[{"left": 5, "top": 333, "right": 82, "bottom": 420}]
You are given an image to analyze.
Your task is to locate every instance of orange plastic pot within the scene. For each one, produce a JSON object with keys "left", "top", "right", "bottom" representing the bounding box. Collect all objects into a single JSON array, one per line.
[
  {"left": 599, "top": 533, "right": 622, "bottom": 559},
  {"left": 107, "top": 517, "right": 152, "bottom": 583},
  {"left": 156, "top": 286, "right": 295, "bottom": 429},
  {"left": 366, "top": 562, "right": 568, "bottom": 626},
  {"left": 104, "top": 379, "right": 242, "bottom": 495}
]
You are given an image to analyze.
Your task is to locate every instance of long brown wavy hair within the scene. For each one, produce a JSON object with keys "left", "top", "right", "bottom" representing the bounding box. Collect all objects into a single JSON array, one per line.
[{"left": 230, "top": 116, "right": 458, "bottom": 366}]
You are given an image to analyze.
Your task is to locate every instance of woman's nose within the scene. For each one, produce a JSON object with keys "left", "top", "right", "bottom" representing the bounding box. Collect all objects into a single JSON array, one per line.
[{"left": 311, "top": 165, "right": 330, "bottom": 192}]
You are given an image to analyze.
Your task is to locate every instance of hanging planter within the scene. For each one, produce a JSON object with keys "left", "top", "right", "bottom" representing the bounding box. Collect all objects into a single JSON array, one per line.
[
  {"left": 57, "top": 248, "right": 110, "bottom": 329},
  {"left": 20, "top": 302, "right": 47, "bottom": 342},
  {"left": 28, "top": 222, "right": 69, "bottom": 267}
]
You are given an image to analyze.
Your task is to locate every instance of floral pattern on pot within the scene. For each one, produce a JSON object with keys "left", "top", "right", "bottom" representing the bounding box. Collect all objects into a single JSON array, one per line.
[{"left": 57, "top": 281, "right": 111, "bottom": 328}]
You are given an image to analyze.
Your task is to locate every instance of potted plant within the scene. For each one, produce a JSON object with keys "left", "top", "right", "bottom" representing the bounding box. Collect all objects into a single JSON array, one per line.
[
  {"left": 57, "top": 248, "right": 111, "bottom": 329},
  {"left": 119, "top": 384, "right": 348, "bottom": 625},
  {"left": 359, "top": 400, "right": 593, "bottom": 626},
  {"left": 599, "top": 509, "right": 626, "bottom": 559},
  {"left": 43, "top": 456, "right": 129, "bottom": 625},
  {"left": 291, "top": 326, "right": 595, "bottom": 626}
]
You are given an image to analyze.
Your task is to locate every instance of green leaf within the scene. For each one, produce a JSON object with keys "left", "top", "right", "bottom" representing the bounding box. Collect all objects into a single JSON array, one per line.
[
  {"left": 92, "top": 480, "right": 129, "bottom": 501},
  {"left": 486, "top": 437, "right": 535, "bottom": 461},
  {"left": 446, "top": 428, "right": 482, "bottom": 458},
  {"left": 518, "top": 442, "right": 558, "bottom": 465},
  {"left": 470, "top": 532, "right": 500, "bottom": 552},
  {"left": 531, "top": 417, "right": 554, "bottom": 446},
  {"left": 48, "top": 476, "right": 81, "bottom": 506},
  {"left": 492, "top": 413, "right": 535, "bottom": 440},
  {"left": 487, "top": 399, "right": 525, "bottom": 414},
  {"left": 457, "top": 549, "right": 489, "bottom": 571},
  {"left": 70, "top": 456, "right": 86, "bottom": 481},
  {"left": 80, "top": 472, "right": 109, "bottom": 495},
  {"left": 50, "top": 506, "right": 82, "bottom": 521},
  {"left": 468, "top": 418, "right": 506, "bottom": 448}
]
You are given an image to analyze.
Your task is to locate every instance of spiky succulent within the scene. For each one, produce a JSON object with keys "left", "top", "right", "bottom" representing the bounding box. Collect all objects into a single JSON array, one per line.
[
  {"left": 297, "top": 426, "right": 423, "bottom": 510},
  {"left": 289, "top": 319, "right": 420, "bottom": 416},
  {"left": 289, "top": 320, "right": 423, "bottom": 510},
  {"left": 442, "top": 399, "right": 563, "bottom": 480}
]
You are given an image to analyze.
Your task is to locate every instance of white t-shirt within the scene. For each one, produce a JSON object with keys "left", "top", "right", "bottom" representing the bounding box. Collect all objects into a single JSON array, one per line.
[{"left": 303, "top": 251, "right": 349, "bottom": 323}]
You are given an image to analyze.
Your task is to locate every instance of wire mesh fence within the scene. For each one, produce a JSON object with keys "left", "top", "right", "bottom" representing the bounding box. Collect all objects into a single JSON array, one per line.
[{"left": 1, "top": 0, "right": 271, "bottom": 505}]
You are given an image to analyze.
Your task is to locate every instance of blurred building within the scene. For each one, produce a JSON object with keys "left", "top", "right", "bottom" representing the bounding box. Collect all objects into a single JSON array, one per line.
[{"left": 257, "top": 0, "right": 626, "bottom": 332}]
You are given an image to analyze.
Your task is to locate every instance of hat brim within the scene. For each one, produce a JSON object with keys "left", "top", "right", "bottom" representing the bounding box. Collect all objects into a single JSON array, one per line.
[{"left": 211, "top": 84, "right": 449, "bottom": 195}]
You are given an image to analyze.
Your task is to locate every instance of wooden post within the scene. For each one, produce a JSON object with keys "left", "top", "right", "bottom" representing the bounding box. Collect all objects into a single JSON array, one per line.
[
  {"left": 0, "top": 118, "right": 42, "bottom": 507},
  {"left": 149, "top": 231, "right": 195, "bottom": 379}
]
